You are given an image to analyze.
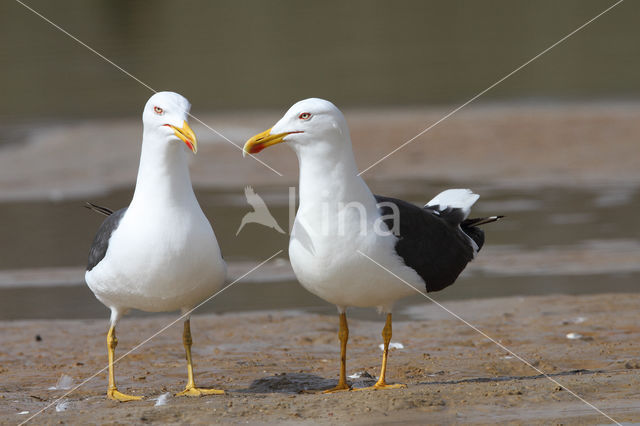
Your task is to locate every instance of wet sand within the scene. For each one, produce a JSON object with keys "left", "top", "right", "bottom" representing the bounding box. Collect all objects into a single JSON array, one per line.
[{"left": 2, "top": 293, "right": 639, "bottom": 424}]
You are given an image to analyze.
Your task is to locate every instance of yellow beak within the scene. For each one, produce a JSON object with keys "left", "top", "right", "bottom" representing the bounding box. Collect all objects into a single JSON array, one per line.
[
  {"left": 169, "top": 121, "right": 198, "bottom": 154},
  {"left": 243, "top": 128, "right": 298, "bottom": 156}
]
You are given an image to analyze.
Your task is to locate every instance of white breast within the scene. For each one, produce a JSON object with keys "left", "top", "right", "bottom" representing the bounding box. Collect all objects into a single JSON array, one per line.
[
  {"left": 85, "top": 204, "right": 226, "bottom": 313},
  {"left": 289, "top": 185, "right": 422, "bottom": 312},
  {"left": 85, "top": 132, "right": 226, "bottom": 314}
]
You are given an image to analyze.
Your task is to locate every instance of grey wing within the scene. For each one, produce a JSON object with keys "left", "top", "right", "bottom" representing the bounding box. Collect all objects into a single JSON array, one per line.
[{"left": 87, "top": 207, "right": 127, "bottom": 271}]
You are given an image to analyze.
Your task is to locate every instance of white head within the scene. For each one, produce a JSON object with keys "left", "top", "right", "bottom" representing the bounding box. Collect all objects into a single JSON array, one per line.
[
  {"left": 142, "top": 91, "right": 198, "bottom": 154},
  {"left": 243, "top": 98, "right": 351, "bottom": 157}
]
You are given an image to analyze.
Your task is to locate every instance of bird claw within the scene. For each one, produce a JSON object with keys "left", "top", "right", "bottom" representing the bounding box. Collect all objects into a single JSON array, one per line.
[
  {"left": 353, "top": 382, "right": 407, "bottom": 391},
  {"left": 321, "top": 383, "right": 352, "bottom": 394},
  {"left": 107, "top": 388, "right": 143, "bottom": 402},
  {"left": 176, "top": 386, "right": 225, "bottom": 397}
]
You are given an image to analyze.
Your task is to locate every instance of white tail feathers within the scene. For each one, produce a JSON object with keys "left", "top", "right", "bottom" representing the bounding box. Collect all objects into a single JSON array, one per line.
[{"left": 425, "top": 189, "right": 479, "bottom": 219}]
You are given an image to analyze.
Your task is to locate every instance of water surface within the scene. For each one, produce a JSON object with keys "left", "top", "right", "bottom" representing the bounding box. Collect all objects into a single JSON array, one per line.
[
  {"left": 1, "top": 182, "right": 637, "bottom": 320},
  {"left": 2, "top": 0, "right": 640, "bottom": 128}
]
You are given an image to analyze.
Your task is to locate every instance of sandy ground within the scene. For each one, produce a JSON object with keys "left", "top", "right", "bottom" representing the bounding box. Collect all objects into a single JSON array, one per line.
[
  {"left": 1, "top": 293, "right": 639, "bottom": 425},
  {"left": 1, "top": 102, "right": 639, "bottom": 201}
]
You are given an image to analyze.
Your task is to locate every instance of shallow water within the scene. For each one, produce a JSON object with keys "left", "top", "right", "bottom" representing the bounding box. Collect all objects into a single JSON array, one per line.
[{"left": 0, "top": 181, "right": 638, "bottom": 320}]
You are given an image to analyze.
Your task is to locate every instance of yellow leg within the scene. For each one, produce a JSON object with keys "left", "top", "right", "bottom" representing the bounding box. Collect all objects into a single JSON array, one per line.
[
  {"left": 106, "top": 325, "right": 142, "bottom": 402},
  {"left": 176, "top": 319, "right": 225, "bottom": 397},
  {"left": 323, "top": 312, "right": 352, "bottom": 393},
  {"left": 356, "top": 314, "right": 406, "bottom": 391}
]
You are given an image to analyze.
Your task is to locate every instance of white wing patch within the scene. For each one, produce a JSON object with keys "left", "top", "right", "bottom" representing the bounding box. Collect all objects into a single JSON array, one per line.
[{"left": 426, "top": 189, "right": 479, "bottom": 220}]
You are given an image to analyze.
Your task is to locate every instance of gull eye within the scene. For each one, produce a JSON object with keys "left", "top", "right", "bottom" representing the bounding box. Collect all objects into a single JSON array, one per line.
[
  {"left": 154, "top": 106, "right": 164, "bottom": 115},
  {"left": 298, "top": 112, "right": 311, "bottom": 120}
]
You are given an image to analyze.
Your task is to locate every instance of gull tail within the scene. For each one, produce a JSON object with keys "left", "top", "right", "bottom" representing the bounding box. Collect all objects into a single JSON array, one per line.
[{"left": 84, "top": 202, "right": 114, "bottom": 217}]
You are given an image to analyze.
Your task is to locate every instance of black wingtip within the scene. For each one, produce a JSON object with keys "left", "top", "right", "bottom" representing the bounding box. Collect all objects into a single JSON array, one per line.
[
  {"left": 462, "top": 215, "right": 504, "bottom": 227},
  {"left": 484, "top": 215, "right": 504, "bottom": 224},
  {"left": 84, "top": 202, "right": 114, "bottom": 217}
]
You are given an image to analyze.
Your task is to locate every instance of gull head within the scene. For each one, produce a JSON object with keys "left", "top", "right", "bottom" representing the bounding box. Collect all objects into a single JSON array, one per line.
[
  {"left": 243, "top": 98, "right": 349, "bottom": 156},
  {"left": 143, "top": 91, "right": 198, "bottom": 154}
]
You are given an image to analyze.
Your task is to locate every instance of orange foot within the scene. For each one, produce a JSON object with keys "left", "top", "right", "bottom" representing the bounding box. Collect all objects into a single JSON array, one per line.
[
  {"left": 322, "top": 382, "right": 352, "bottom": 394},
  {"left": 176, "top": 386, "right": 225, "bottom": 397},
  {"left": 354, "top": 382, "right": 407, "bottom": 391},
  {"left": 107, "top": 388, "right": 143, "bottom": 402}
]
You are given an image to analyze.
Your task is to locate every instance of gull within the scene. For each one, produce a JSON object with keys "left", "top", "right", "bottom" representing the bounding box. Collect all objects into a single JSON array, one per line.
[
  {"left": 243, "top": 98, "right": 501, "bottom": 392},
  {"left": 85, "top": 92, "right": 226, "bottom": 401}
]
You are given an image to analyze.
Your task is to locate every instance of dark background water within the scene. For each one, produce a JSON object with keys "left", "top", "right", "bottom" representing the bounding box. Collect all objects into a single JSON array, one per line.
[{"left": 1, "top": 0, "right": 639, "bottom": 127}]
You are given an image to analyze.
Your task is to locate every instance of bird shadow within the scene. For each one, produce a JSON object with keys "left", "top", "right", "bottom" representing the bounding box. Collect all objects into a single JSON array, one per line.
[
  {"left": 234, "top": 369, "right": 600, "bottom": 394},
  {"left": 234, "top": 372, "right": 375, "bottom": 394}
]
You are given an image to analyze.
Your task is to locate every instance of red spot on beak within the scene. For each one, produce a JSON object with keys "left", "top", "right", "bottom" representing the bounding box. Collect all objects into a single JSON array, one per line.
[{"left": 248, "top": 142, "right": 266, "bottom": 154}]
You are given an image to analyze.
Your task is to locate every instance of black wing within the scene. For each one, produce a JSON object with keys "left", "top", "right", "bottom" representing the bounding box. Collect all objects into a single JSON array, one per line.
[
  {"left": 375, "top": 195, "right": 477, "bottom": 293},
  {"left": 87, "top": 207, "right": 127, "bottom": 272}
]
